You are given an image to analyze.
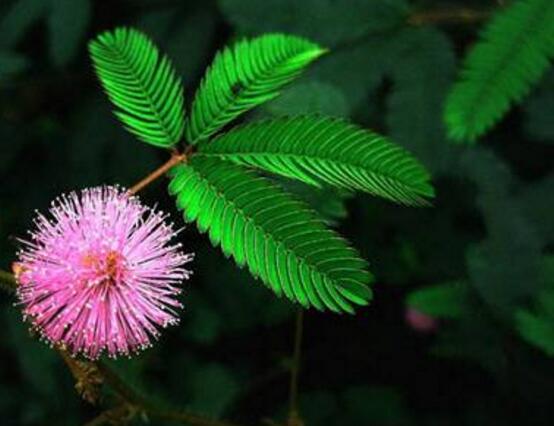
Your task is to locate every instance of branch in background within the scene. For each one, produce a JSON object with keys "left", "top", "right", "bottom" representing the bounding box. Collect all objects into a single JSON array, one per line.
[
  {"left": 96, "top": 361, "right": 243, "bottom": 426},
  {"left": 2, "top": 272, "right": 105, "bottom": 404},
  {"left": 82, "top": 404, "right": 134, "bottom": 426},
  {"left": 58, "top": 350, "right": 103, "bottom": 404},
  {"left": 334, "top": 6, "right": 493, "bottom": 54},
  {"left": 408, "top": 8, "right": 492, "bottom": 26},
  {"left": 287, "top": 309, "right": 304, "bottom": 426}
]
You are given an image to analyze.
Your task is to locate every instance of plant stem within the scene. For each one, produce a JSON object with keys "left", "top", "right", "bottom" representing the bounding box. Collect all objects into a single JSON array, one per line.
[
  {"left": 96, "top": 360, "right": 242, "bottom": 426},
  {"left": 408, "top": 8, "right": 491, "bottom": 26},
  {"left": 128, "top": 150, "right": 187, "bottom": 194},
  {"left": 334, "top": 6, "right": 493, "bottom": 54},
  {"left": 82, "top": 405, "right": 131, "bottom": 426},
  {"left": 287, "top": 309, "right": 304, "bottom": 424}
]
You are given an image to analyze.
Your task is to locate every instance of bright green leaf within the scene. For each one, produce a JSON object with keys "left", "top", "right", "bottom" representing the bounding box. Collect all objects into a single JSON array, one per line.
[
  {"left": 89, "top": 27, "right": 185, "bottom": 148},
  {"left": 197, "top": 116, "right": 434, "bottom": 205},
  {"left": 185, "top": 33, "right": 326, "bottom": 144},
  {"left": 168, "top": 157, "right": 373, "bottom": 313}
]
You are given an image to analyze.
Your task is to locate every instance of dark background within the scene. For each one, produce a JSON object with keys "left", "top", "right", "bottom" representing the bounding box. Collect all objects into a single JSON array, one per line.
[{"left": 1, "top": 0, "right": 553, "bottom": 425}]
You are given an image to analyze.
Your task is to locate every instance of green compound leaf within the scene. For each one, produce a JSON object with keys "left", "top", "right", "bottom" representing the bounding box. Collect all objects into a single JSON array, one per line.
[
  {"left": 197, "top": 116, "right": 434, "bottom": 205},
  {"left": 185, "top": 34, "right": 326, "bottom": 144},
  {"left": 169, "top": 157, "right": 373, "bottom": 313},
  {"left": 445, "top": 0, "right": 554, "bottom": 143},
  {"left": 89, "top": 27, "right": 185, "bottom": 148}
]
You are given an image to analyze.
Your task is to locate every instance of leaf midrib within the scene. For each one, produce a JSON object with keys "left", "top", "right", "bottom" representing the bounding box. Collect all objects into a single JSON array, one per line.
[{"left": 197, "top": 150, "right": 431, "bottom": 195}]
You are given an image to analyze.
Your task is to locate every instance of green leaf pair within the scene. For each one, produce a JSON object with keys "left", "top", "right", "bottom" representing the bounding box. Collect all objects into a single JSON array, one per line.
[{"left": 89, "top": 27, "right": 434, "bottom": 313}]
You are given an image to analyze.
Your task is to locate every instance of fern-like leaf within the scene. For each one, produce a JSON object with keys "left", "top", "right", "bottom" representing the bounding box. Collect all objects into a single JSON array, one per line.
[
  {"left": 168, "top": 157, "right": 372, "bottom": 313},
  {"left": 89, "top": 27, "right": 185, "bottom": 148},
  {"left": 196, "top": 116, "right": 434, "bottom": 205},
  {"left": 445, "top": 0, "right": 554, "bottom": 142},
  {"left": 185, "top": 34, "right": 326, "bottom": 144}
]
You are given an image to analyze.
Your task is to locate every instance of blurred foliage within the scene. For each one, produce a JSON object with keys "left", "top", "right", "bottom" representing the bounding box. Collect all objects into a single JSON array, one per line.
[
  {"left": 516, "top": 256, "right": 554, "bottom": 356},
  {"left": 444, "top": 0, "right": 554, "bottom": 142},
  {"left": 524, "top": 70, "right": 554, "bottom": 143},
  {"left": 406, "top": 281, "right": 467, "bottom": 319},
  {"left": 0, "top": 0, "right": 553, "bottom": 425}
]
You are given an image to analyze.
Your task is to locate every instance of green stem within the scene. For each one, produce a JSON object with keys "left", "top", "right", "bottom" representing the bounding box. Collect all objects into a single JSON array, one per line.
[{"left": 288, "top": 309, "right": 304, "bottom": 422}]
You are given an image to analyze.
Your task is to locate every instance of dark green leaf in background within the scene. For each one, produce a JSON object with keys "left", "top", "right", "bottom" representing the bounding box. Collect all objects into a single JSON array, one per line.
[
  {"left": 0, "top": 50, "right": 28, "bottom": 80},
  {"left": 407, "top": 281, "right": 468, "bottom": 319},
  {"left": 387, "top": 28, "right": 459, "bottom": 175},
  {"left": 135, "top": 6, "right": 217, "bottom": 83},
  {"left": 462, "top": 149, "right": 542, "bottom": 315},
  {"left": 516, "top": 256, "right": 554, "bottom": 356},
  {"left": 524, "top": 70, "right": 554, "bottom": 143},
  {"left": 47, "top": 0, "right": 91, "bottom": 67},
  {"left": 445, "top": 0, "right": 554, "bottom": 142},
  {"left": 263, "top": 80, "right": 350, "bottom": 117},
  {"left": 0, "top": 0, "right": 91, "bottom": 68},
  {"left": 0, "top": 0, "right": 46, "bottom": 49}
]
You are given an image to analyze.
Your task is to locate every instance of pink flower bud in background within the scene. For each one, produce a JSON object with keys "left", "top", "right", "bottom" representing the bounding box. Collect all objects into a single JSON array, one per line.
[
  {"left": 15, "top": 186, "right": 193, "bottom": 359},
  {"left": 405, "top": 307, "right": 438, "bottom": 333}
]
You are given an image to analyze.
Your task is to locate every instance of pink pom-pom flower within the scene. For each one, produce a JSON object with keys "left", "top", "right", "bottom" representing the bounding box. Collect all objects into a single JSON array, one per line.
[{"left": 15, "top": 186, "right": 192, "bottom": 359}]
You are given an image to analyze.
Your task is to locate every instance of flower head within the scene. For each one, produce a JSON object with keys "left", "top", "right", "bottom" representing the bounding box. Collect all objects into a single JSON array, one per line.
[{"left": 16, "top": 186, "right": 192, "bottom": 359}]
